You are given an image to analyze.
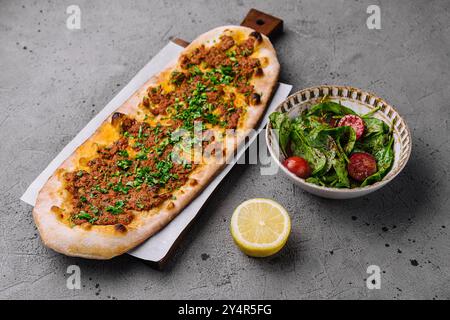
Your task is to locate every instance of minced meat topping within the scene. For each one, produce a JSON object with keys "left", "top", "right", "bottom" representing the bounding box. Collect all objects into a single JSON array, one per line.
[{"left": 64, "top": 32, "right": 263, "bottom": 226}]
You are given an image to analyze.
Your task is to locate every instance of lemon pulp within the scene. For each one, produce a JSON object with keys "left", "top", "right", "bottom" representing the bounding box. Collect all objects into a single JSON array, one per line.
[{"left": 230, "top": 198, "right": 291, "bottom": 257}]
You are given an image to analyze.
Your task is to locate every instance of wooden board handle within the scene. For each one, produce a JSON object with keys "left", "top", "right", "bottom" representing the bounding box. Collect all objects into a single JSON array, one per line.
[
  {"left": 171, "top": 9, "right": 283, "bottom": 48},
  {"left": 170, "top": 37, "right": 190, "bottom": 48},
  {"left": 240, "top": 8, "right": 283, "bottom": 38}
]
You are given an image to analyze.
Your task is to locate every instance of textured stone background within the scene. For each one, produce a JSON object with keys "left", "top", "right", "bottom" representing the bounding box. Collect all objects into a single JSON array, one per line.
[{"left": 0, "top": 0, "right": 449, "bottom": 299}]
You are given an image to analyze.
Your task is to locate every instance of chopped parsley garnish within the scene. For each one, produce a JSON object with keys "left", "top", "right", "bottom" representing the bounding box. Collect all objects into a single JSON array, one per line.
[
  {"left": 106, "top": 200, "right": 125, "bottom": 215},
  {"left": 173, "top": 81, "right": 226, "bottom": 130},
  {"left": 155, "top": 138, "right": 170, "bottom": 156},
  {"left": 117, "top": 159, "right": 133, "bottom": 170},
  {"left": 75, "top": 211, "right": 91, "bottom": 220},
  {"left": 131, "top": 157, "right": 177, "bottom": 187},
  {"left": 183, "top": 162, "right": 192, "bottom": 170},
  {"left": 88, "top": 217, "right": 98, "bottom": 224},
  {"left": 191, "top": 65, "right": 203, "bottom": 76},
  {"left": 135, "top": 151, "right": 148, "bottom": 160},
  {"left": 226, "top": 50, "right": 237, "bottom": 61},
  {"left": 171, "top": 70, "right": 186, "bottom": 86},
  {"left": 118, "top": 150, "right": 129, "bottom": 157},
  {"left": 136, "top": 202, "right": 145, "bottom": 209},
  {"left": 73, "top": 211, "right": 98, "bottom": 224},
  {"left": 153, "top": 123, "right": 162, "bottom": 135},
  {"left": 94, "top": 184, "right": 108, "bottom": 194},
  {"left": 112, "top": 182, "right": 130, "bottom": 194},
  {"left": 204, "top": 113, "right": 220, "bottom": 125},
  {"left": 90, "top": 205, "right": 99, "bottom": 215}
]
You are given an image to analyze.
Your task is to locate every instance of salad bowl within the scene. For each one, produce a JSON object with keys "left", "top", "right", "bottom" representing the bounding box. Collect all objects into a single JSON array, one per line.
[{"left": 265, "top": 85, "right": 412, "bottom": 199}]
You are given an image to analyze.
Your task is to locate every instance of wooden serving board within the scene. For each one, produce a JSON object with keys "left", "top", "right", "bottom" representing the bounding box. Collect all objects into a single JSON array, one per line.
[{"left": 136, "top": 9, "right": 284, "bottom": 270}]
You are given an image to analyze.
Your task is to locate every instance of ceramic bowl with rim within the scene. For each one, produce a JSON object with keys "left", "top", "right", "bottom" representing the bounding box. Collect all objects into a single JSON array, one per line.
[{"left": 265, "top": 85, "right": 412, "bottom": 199}]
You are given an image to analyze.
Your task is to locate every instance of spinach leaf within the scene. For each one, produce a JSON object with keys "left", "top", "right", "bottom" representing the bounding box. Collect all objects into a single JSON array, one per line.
[
  {"left": 307, "top": 171, "right": 341, "bottom": 187},
  {"left": 294, "top": 113, "right": 331, "bottom": 135},
  {"left": 306, "top": 176, "right": 326, "bottom": 186},
  {"left": 303, "top": 128, "right": 335, "bottom": 176},
  {"left": 361, "top": 136, "right": 394, "bottom": 187},
  {"left": 363, "top": 117, "right": 389, "bottom": 138},
  {"left": 329, "top": 140, "right": 350, "bottom": 188},
  {"left": 319, "top": 147, "right": 336, "bottom": 175},
  {"left": 356, "top": 132, "right": 386, "bottom": 153},
  {"left": 321, "top": 172, "right": 340, "bottom": 185},
  {"left": 290, "top": 124, "right": 327, "bottom": 175},
  {"left": 307, "top": 101, "right": 356, "bottom": 117},
  {"left": 269, "top": 112, "right": 291, "bottom": 156},
  {"left": 313, "top": 126, "right": 356, "bottom": 155},
  {"left": 307, "top": 126, "right": 331, "bottom": 149}
]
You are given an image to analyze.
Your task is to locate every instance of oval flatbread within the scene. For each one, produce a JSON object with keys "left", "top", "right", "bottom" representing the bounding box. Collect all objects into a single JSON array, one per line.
[{"left": 33, "top": 25, "right": 280, "bottom": 259}]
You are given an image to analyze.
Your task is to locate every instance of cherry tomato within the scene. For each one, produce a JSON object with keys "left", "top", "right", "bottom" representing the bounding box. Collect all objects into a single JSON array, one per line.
[
  {"left": 283, "top": 156, "right": 311, "bottom": 179},
  {"left": 347, "top": 152, "right": 377, "bottom": 182},
  {"left": 338, "top": 115, "right": 365, "bottom": 140}
]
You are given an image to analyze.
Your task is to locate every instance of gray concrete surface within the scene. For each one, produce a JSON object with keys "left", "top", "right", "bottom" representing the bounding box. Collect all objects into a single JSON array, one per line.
[{"left": 0, "top": 0, "right": 449, "bottom": 300}]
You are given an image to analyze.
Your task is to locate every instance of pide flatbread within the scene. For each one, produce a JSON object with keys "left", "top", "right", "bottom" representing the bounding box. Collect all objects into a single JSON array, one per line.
[{"left": 33, "top": 26, "right": 280, "bottom": 259}]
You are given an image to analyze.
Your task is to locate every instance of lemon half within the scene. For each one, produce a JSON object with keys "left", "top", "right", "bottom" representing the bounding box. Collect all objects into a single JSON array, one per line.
[{"left": 230, "top": 198, "right": 291, "bottom": 257}]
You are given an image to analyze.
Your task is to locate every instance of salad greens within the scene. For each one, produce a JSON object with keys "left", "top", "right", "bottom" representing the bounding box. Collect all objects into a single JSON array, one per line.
[{"left": 269, "top": 101, "right": 395, "bottom": 188}]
